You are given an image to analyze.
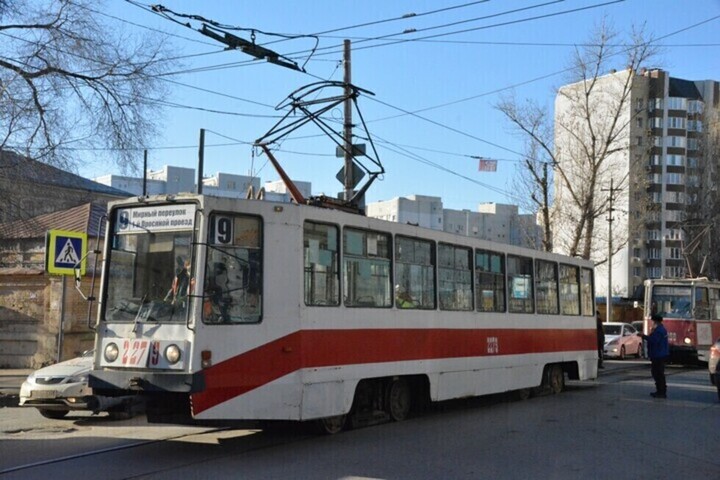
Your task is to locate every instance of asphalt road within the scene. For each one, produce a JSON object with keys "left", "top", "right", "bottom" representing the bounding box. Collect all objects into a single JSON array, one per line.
[{"left": 1, "top": 360, "right": 717, "bottom": 480}]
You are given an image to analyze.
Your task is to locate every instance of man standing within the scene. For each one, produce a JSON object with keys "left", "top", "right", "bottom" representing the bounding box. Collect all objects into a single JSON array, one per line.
[{"left": 639, "top": 314, "right": 669, "bottom": 398}]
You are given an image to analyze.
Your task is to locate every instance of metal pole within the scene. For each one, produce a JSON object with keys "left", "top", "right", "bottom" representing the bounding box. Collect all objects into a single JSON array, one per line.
[
  {"left": 198, "top": 128, "right": 205, "bottom": 194},
  {"left": 142, "top": 149, "right": 148, "bottom": 196},
  {"left": 343, "top": 39, "right": 353, "bottom": 201},
  {"left": 607, "top": 178, "right": 614, "bottom": 324},
  {"left": 57, "top": 276, "right": 66, "bottom": 363}
]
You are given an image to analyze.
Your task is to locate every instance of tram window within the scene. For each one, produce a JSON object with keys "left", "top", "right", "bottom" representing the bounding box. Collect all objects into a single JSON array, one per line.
[
  {"left": 437, "top": 244, "right": 472, "bottom": 311},
  {"left": 508, "top": 255, "right": 534, "bottom": 314},
  {"left": 394, "top": 236, "right": 436, "bottom": 309},
  {"left": 475, "top": 249, "right": 505, "bottom": 313},
  {"left": 580, "top": 268, "right": 594, "bottom": 316},
  {"left": 304, "top": 222, "right": 339, "bottom": 306},
  {"left": 343, "top": 228, "right": 391, "bottom": 307},
  {"left": 203, "top": 214, "right": 262, "bottom": 324},
  {"left": 710, "top": 289, "right": 720, "bottom": 320},
  {"left": 695, "top": 287, "right": 710, "bottom": 320},
  {"left": 559, "top": 264, "right": 580, "bottom": 315},
  {"left": 535, "top": 260, "right": 559, "bottom": 315}
]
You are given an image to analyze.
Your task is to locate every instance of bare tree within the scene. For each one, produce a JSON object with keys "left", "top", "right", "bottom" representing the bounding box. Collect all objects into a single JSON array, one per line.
[
  {"left": 681, "top": 107, "right": 720, "bottom": 279},
  {"left": 495, "top": 97, "right": 555, "bottom": 251},
  {"left": 0, "top": 0, "right": 173, "bottom": 173},
  {"left": 496, "top": 20, "right": 657, "bottom": 263}
]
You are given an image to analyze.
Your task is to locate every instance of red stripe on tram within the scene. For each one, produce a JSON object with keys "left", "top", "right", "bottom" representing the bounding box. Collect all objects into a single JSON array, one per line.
[{"left": 191, "top": 328, "right": 597, "bottom": 414}]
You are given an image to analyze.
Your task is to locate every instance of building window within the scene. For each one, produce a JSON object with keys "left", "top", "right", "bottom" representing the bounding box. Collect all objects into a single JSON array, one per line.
[
  {"left": 666, "top": 117, "right": 686, "bottom": 129},
  {"left": 666, "top": 97, "right": 687, "bottom": 110},
  {"left": 636, "top": 98, "right": 644, "bottom": 111},
  {"left": 636, "top": 117, "right": 643, "bottom": 128},
  {"left": 636, "top": 136, "right": 643, "bottom": 146}
]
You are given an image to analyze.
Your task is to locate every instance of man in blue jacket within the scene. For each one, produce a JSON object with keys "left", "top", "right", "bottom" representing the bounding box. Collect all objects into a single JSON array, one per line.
[{"left": 639, "top": 314, "right": 670, "bottom": 398}]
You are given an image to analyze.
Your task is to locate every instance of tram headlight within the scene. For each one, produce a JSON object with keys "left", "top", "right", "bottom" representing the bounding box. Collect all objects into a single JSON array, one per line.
[
  {"left": 104, "top": 343, "right": 119, "bottom": 363},
  {"left": 164, "top": 344, "right": 181, "bottom": 364},
  {"left": 683, "top": 337, "right": 692, "bottom": 345}
]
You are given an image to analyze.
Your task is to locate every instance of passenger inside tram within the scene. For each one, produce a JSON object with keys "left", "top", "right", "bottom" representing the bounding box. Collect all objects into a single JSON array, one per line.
[{"left": 395, "top": 284, "right": 416, "bottom": 309}]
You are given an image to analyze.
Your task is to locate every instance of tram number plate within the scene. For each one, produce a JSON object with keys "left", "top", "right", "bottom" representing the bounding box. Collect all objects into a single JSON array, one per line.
[{"left": 120, "top": 339, "right": 150, "bottom": 366}]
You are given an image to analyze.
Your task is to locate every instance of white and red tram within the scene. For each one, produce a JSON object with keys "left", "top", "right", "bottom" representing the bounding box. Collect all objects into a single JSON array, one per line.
[{"left": 89, "top": 194, "right": 598, "bottom": 431}]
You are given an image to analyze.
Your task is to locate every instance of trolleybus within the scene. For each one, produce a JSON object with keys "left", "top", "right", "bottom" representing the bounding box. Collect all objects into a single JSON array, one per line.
[
  {"left": 643, "top": 277, "right": 720, "bottom": 364},
  {"left": 88, "top": 194, "right": 598, "bottom": 432}
]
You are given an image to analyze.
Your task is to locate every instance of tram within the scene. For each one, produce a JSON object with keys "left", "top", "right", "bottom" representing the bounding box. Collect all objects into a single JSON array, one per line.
[
  {"left": 88, "top": 193, "right": 598, "bottom": 432},
  {"left": 643, "top": 278, "right": 720, "bottom": 364}
]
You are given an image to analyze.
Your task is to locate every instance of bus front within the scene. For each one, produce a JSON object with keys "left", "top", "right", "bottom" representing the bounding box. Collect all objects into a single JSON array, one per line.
[{"left": 90, "top": 199, "right": 202, "bottom": 422}]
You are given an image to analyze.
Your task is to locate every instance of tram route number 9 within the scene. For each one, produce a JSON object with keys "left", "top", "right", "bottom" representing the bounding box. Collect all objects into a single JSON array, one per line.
[{"left": 213, "top": 216, "right": 234, "bottom": 245}]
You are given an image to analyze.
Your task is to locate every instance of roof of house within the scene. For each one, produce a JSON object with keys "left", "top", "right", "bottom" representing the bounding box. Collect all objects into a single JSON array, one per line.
[
  {"left": 0, "top": 150, "right": 130, "bottom": 197},
  {"left": 0, "top": 203, "right": 107, "bottom": 239},
  {"left": 668, "top": 77, "right": 702, "bottom": 100}
]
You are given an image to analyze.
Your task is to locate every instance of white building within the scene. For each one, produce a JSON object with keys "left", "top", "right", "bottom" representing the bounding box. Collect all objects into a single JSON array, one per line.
[
  {"left": 366, "top": 195, "right": 541, "bottom": 249},
  {"left": 554, "top": 68, "right": 719, "bottom": 297}
]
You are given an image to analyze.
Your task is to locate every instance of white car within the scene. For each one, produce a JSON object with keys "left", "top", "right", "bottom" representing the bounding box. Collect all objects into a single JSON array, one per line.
[
  {"left": 19, "top": 350, "right": 138, "bottom": 419},
  {"left": 602, "top": 322, "right": 643, "bottom": 360}
]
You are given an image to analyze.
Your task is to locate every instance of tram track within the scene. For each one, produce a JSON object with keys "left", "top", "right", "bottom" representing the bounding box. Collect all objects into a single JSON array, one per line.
[{"left": 0, "top": 426, "right": 231, "bottom": 476}]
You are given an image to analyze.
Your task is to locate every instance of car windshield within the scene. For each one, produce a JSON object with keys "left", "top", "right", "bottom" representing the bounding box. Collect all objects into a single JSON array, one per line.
[{"left": 603, "top": 324, "right": 621, "bottom": 335}]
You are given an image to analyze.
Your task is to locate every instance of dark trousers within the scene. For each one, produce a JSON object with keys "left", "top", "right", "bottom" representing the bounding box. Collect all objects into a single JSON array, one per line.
[{"left": 650, "top": 357, "right": 667, "bottom": 395}]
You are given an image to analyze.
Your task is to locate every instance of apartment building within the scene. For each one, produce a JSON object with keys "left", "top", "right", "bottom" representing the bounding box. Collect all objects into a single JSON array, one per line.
[{"left": 554, "top": 68, "right": 719, "bottom": 297}]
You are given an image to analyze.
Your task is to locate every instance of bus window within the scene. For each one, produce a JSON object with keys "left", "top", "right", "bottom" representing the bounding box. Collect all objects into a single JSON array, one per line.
[
  {"left": 559, "top": 264, "right": 580, "bottom": 315},
  {"left": 204, "top": 214, "right": 262, "bottom": 324},
  {"left": 343, "top": 228, "right": 391, "bottom": 307},
  {"left": 304, "top": 222, "right": 340, "bottom": 306},
  {"left": 580, "top": 268, "right": 594, "bottom": 316},
  {"left": 475, "top": 249, "right": 505, "bottom": 313},
  {"left": 535, "top": 260, "right": 559, "bottom": 315},
  {"left": 508, "top": 255, "right": 534, "bottom": 314},
  {"left": 395, "top": 236, "right": 435, "bottom": 309},
  {"left": 438, "top": 244, "right": 472, "bottom": 311}
]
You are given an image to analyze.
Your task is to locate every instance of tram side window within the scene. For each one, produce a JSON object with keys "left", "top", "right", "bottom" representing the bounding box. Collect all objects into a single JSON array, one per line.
[
  {"left": 559, "top": 264, "right": 580, "bottom": 315},
  {"left": 303, "top": 222, "right": 339, "bottom": 306},
  {"left": 395, "top": 236, "right": 436, "bottom": 309},
  {"left": 438, "top": 244, "right": 472, "bottom": 311},
  {"left": 710, "top": 289, "right": 720, "bottom": 320},
  {"left": 535, "top": 260, "right": 559, "bottom": 315},
  {"left": 695, "top": 287, "right": 710, "bottom": 320},
  {"left": 343, "top": 228, "right": 391, "bottom": 307},
  {"left": 475, "top": 249, "right": 505, "bottom": 312},
  {"left": 580, "top": 268, "right": 594, "bottom": 316},
  {"left": 203, "top": 214, "right": 262, "bottom": 324},
  {"left": 507, "top": 255, "right": 534, "bottom": 314}
]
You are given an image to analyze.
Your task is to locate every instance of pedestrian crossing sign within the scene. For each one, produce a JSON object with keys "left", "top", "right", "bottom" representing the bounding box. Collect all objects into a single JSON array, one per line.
[{"left": 46, "top": 230, "right": 87, "bottom": 276}]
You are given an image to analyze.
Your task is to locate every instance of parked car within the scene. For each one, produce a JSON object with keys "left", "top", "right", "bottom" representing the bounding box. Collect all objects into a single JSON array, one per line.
[
  {"left": 603, "top": 322, "right": 643, "bottom": 360},
  {"left": 19, "top": 350, "right": 140, "bottom": 419},
  {"left": 709, "top": 338, "right": 720, "bottom": 401}
]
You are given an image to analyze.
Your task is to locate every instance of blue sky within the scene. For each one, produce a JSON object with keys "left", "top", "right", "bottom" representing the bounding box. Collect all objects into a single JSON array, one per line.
[{"left": 86, "top": 0, "right": 720, "bottom": 211}]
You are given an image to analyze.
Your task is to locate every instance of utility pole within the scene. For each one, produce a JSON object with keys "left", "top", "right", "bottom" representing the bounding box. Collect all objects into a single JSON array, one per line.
[
  {"left": 342, "top": 39, "right": 353, "bottom": 202},
  {"left": 602, "top": 178, "right": 621, "bottom": 323}
]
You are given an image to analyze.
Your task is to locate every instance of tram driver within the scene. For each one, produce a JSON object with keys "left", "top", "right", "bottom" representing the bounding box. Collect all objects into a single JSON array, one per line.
[{"left": 204, "top": 262, "right": 231, "bottom": 322}]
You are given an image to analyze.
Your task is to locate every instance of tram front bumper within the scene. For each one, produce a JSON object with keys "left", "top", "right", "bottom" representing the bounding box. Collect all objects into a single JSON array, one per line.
[{"left": 90, "top": 369, "right": 205, "bottom": 394}]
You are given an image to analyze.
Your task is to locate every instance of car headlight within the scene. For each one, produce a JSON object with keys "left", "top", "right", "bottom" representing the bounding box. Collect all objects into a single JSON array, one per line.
[
  {"left": 104, "top": 343, "right": 119, "bottom": 362},
  {"left": 67, "top": 374, "right": 88, "bottom": 384},
  {"left": 164, "top": 344, "right": 181, "bottom": 364},
  {"left": 683, "top": 337, "right": 692, "bottom": 345}
]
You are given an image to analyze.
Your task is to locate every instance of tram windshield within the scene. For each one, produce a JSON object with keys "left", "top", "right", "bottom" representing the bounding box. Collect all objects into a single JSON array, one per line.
[
  {"left": 103, "top": 204, "right": 196, "bottom": 324},
  {"left": 650, "top": 286, "right": 692, "bottom": 319}
]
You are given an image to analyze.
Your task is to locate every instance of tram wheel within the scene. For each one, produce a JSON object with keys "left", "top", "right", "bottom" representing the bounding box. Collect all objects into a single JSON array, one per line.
[
  {"left": 547, "top": 365, "right": 564, "bottom": 394},
  {"left": 317, "top": 414, "right": 347, "bottom": 435},
  {"left": 385, "top": 378, "right": 411, "bottom": 421}
]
